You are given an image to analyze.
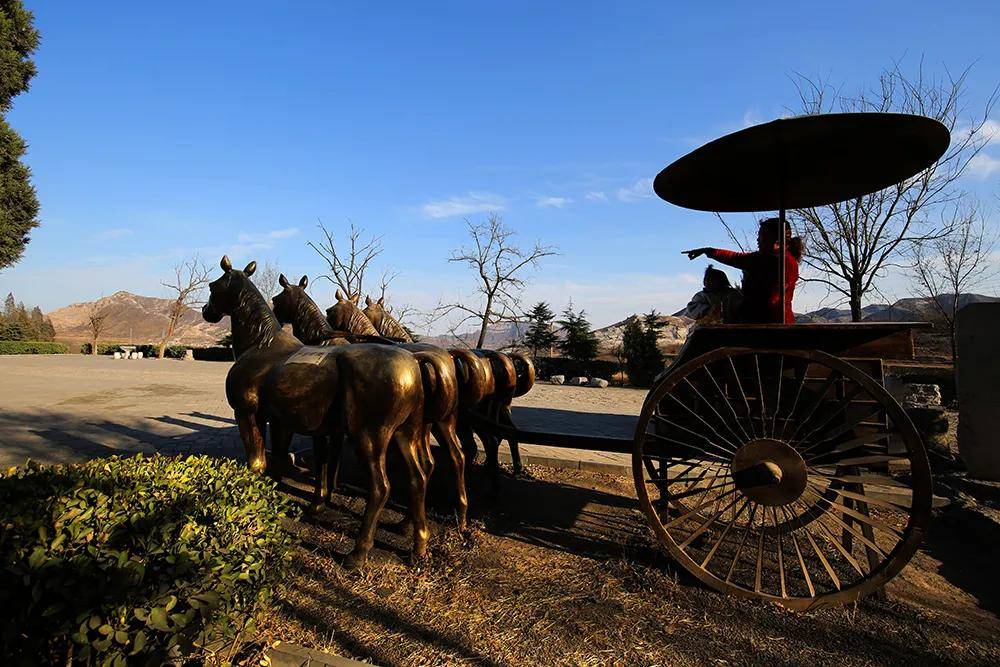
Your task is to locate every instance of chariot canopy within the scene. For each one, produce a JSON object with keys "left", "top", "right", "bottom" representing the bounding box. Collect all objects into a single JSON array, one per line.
[{"left": 652, "top": 112, "right": 950, "bottom": 323}]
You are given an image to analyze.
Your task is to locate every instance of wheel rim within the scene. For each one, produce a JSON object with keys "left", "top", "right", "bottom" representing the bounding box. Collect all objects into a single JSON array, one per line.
[{"left": 632, "top": 348, "right": 932, "bottom": 610}]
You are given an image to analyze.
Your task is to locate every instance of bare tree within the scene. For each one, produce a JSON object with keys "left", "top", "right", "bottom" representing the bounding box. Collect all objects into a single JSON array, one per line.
[
  {"left": 251, "top": 259, "right": 281, "bottom": 305},
  {"left": 433, "top": 213, "right": 558, "bottom": 348},
  {"left": 87, "top": 299, "right": 107, "bottom": 356},
  {"left": 308, "top": 221, "right": 383, "bottom": 298},
  {"left": 788, "top": 61, "right": 997, "bottom": 320},
  {"left": 159, "top": 257, "right": 211, "bottom": 359},
  {"left": 908, "top": 200, "right": 998, "bottom": 360}
]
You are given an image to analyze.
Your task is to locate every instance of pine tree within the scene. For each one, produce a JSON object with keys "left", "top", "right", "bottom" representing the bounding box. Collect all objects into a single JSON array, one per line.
[
  {"left": 557, "top": 304, "right": 598, "bottom": 364},
  {"left": 522, "top": 301, "right": 557, "bottom": 362},
  {"left": 0, "top": 1, "right": 41, "bottom": 270},
  {"left": 621, "top": 312, "right": 666, "bottom": 387}
]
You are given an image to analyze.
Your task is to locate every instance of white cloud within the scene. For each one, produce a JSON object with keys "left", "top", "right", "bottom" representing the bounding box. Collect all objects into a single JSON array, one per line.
[
  {"left": 967, "top": 152, "right": 1000, "bottom": 179},
  {"left": 236, "top": 227, "right": 299, "bottom": 243},
  {"left": 616, "top": 178, "right": 653, "bottom": 203},
  {"left": 95, "top": 228, "right": 134, "bottom": 240},
  {"left": 536, "top": 196, "right": 572, "bottom": 208},
  {"left": 421, "top": 192, "right": 505, "bottom": 219},
  {"left": 585, "top": 191, "right": 607, "bottom": 202},
  {"left": 953, "top": 118, "right": 1000, "bottom": 145}
]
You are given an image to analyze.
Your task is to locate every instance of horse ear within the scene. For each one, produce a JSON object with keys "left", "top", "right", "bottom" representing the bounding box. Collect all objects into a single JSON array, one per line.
[
  {"left": 335, "top": 289, "right": 345, "bottom": 301},
  {"left": 220, "top": 255, "right": 232, "bottom": 272},
  {"left": 278, "top": 273, "right": 289, "bottom": 288},
  {"left": 244, "top": 261, "right": 257, "bottom": 276},
  {"left": 365, "top": 296, "right": 373, "bottom": 307},
  {"left": 350, "top": 293, "right": 360, "bottom": 305},
  {"left": 377, "top": 296, "right": 385, "bottom": 307},
  {"left": 299, "top": 275, "right": 308, "bottom": 288}
]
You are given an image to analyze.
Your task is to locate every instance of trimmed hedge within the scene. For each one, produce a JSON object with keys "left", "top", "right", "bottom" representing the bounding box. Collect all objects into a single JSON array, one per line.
[
  {"left": 80, "top": 342, "right": 126, "bottom": 355},
  {"left": 193, "top": 346, "right": 236, "bottom": 362},
  {"left": 0, "top": 340, "right": 68, "bottom": 355},
  {"left": 0, "top": 455, "right": 298, "bottom": 664}
]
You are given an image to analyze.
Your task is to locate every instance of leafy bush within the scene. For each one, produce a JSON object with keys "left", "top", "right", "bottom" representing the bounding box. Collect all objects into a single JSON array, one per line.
[
  {"left": 79, "top": 342, "right": 125, "bottom": 355},
  {"left": 0, "top": 340, "right": 68, "bottom": 355},
  {"left": 0, "top": 455, "right": 298, "bottom": 664},
  {"left": 135, "top": 344, "right": 189, "bottom": 359},
  {"left": 193, "top": 346, "right": 236, "bottom": 362}
]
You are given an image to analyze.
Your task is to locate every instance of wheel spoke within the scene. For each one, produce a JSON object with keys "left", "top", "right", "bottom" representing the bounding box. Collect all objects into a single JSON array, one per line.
[
  {"left": 728, "top": 357, "right": 758, "bottom": 439},
  {"left": 778, "top": 359, "right": 811, "bottom": 441},
  {"left": 754, "top": 355, "right": 770, "bottom": 439},
  {"left": 779, "top": 505, "right": 816, "bottom": 597},
  {"left": 683, "top": 376, "right": 748, "bottom": 448},
  {"left": 701, "top": 498, "right": 752, "bottom": 569},
  {"left": 662, "top": 487, "right": 740, "bottom": 529},
  {"left": 652, "top": 414, "right": 737, "bottom": 459},
  {"left": 794, "top": 497, "right": 866, "bottom": 579},
  {"left": 801, "top": 487, "right": 891, "bottom": 557},
  {"left": 701, "top": 364, "right": 752, "bottom": 442},
  {"left": 770, "top": 506, "right": 787, "bottom": 598},
  {"left": 667, "top": 394, "right": 740, "bottom": 453},
  {"left": 786, "top": 371, "right": 842, "bottom": 443},
  {"left": 792, "top": 383, "right": 868, "bottom": 449},
  {"left": 679, "top": 492, "right": 744, "bottom": 549}
]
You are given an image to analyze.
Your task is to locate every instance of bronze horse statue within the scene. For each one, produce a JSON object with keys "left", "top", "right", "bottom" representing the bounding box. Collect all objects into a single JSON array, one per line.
[
  {"left": 273, "top": 278, "right": 470, "bottom": 529},
  {"left": 202, "top": 257, "right": 431, "bottom": 566},
  {"left": 357, "top": 295, "right": 536, "bottom": 478}
]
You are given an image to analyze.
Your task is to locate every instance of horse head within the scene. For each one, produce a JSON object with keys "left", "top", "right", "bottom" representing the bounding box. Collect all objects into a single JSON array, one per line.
[
  {"left": 326, "top": 289, "right": 378, "bottom": 335},
  {"left": 202, "top": 255, "right": 256, "bottom": 323},
  {"left": 271, "top": 273, "right": 310, "bottom": 327},
  {"left": 362, "top": 295, "right": 388, "bottom": 330}
]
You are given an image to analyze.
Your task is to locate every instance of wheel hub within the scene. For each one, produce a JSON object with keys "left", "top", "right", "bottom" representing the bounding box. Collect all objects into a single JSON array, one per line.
[{"left": 731, "top": 438, "right": 807, "bottom": 506}]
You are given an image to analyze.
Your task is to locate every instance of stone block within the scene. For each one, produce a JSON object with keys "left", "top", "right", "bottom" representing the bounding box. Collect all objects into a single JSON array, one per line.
[
  {"left": 549, "top": 375, "right": 565, "bottom": 385},
  {"left": 567, "top": 376, "right": 588, "bottom": 386},
  {"left": 957, "top": 302, "right": 1000, "bottom": 481},
  {"left": 588, "top": 377, "right": 609, "bottom": 388}
]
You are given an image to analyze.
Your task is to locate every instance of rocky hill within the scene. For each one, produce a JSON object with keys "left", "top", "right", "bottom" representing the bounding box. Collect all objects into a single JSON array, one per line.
[
  {"left": 797, "top": 294, "right": 999, "bottom": 323},
  {"left": 47, "top": 291, "right": 229, "bottom": 346},
  {"left": 592, "top": 314, "right": 692, "bottom": 355}
]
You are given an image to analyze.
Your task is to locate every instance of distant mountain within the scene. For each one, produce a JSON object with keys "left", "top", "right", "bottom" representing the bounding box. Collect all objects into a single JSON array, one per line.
[
  {"left": 47, "top": 291, "right": 229, "bottom": 346},
  {"left": 418, "top": 321, "right": 529, "bottom": 350},
  {"left": 797, "top": 294, "right": 999, "bottom": 323},
  {"left": 593, "top": 314, "right": 692, "bottom": 355}
]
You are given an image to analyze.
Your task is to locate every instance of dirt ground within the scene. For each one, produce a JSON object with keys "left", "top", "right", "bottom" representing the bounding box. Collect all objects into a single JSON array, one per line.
[{"left": 255, "top": 458, "right": 1000, "bottom": 667}]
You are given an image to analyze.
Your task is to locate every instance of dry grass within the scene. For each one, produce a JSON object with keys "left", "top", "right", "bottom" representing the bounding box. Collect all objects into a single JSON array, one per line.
[{"left": 253, "top": 463, "right": 1000, "bottom": 666}]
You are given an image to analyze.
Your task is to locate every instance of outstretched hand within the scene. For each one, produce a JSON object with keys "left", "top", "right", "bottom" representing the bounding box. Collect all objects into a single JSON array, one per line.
[{"left": 682, "top": 248, "right": 710, "bottom": 260}]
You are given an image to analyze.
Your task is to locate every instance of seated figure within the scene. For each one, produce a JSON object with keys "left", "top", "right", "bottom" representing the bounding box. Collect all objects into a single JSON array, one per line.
[{"left": 685, "top": 264, "right": 742, "bottom": 325}]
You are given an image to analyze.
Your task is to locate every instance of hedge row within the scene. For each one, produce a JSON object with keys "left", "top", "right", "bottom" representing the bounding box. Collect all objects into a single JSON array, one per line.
[
  {"left": 0, "top": 340, "right": 68, "bottom": 355},
  {"left": 0, "top": 455, "right": 298, "bottom": 664},
  {"left": 79, "top": 343, "right": 189, "bottom": 358},
  {"left": 532, "top": 356, "right": 623, "bottom": 382}
]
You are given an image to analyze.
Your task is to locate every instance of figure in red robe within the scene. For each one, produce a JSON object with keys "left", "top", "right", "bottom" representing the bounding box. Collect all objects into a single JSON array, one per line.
[{"left": 684, "top": 217, "right": 802, "bottom": 324}]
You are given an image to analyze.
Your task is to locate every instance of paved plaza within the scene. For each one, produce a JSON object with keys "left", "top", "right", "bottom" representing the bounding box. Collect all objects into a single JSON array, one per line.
[{"left": 0, "top": 355, "right": 643, "bottom": 472}]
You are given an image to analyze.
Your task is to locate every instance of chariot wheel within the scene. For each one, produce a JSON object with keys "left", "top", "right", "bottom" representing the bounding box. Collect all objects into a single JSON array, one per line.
[{"left": 633, "top": 347, "right": 932, "bottom": 610}]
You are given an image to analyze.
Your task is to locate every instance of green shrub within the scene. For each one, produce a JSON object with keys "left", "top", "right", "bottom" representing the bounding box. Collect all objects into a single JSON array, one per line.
[
  {"left": 0, "top": 340, "right": 67, "bottom": 355},
  {"left": 0, "top": 455, "right": 298, "bottom": 664},
  {"left": 79, "top": 342, "right": 125, "bottom": 355}
]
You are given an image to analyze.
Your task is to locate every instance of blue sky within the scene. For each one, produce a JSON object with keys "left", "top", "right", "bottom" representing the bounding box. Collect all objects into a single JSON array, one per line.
[{"left": 2, "top": 1, "right": 998, "bottom": 331}]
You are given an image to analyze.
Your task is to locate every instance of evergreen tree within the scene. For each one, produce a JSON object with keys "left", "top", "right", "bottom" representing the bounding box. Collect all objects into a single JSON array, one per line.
[
  {"left": 621, "top": 311, "right": 666, "bottom": 387},
  {"left": 557, "top": 304, "right": 598, "bottom": 363},
  {"left": 522, "top": 301, "right": 557, "bottom": 362},
  {"left": 0, "top": 1, "right": 41, "bottom": 270}
]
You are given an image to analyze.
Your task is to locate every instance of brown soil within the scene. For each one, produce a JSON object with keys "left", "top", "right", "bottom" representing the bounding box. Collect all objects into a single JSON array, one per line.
[{"left": 255, "top": 461, "right": 1000, "bottom": 666}]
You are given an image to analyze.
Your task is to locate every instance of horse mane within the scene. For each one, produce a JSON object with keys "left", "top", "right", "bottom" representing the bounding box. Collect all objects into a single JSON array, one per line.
[
  {"left": 234, "top": 276, "right": 281, "bottom": 352},
  {"left": 294, "top": 290, "right": 335, "bottom": 344},
  {"left": 376, "top": 310, "right": 412, "bottom": 341},
  {"left": 347, "top": 306, "right": 379, "bottom": 336}
]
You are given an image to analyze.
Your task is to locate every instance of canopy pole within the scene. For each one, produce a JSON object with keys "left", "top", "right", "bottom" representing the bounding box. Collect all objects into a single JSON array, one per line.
[{"left": 779, "top": 207, "right": 787, "bottom": 324}]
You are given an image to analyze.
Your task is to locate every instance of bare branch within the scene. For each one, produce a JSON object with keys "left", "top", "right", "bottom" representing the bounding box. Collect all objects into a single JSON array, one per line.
[
  {"left": 308, "top": 220, "right": 384, "bottom": 298},
  {"left": 159, "top": 256, "right": 211, "bottom": 358}
]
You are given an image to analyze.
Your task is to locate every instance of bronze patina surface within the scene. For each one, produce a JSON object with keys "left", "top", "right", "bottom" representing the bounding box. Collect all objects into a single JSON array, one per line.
[
  {"left": 274, "top": 277, "right": 469, "bottom": 528},
  {"left": 203, "top": 257, "right": 430, "bottom": 566}
]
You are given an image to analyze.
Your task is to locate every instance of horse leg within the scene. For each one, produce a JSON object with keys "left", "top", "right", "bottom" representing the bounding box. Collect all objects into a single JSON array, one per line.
[
  {"left": 498, "top": 404, "right": 523, "bottom": 475},
  {"left": 345, "top": 429, "right": 391, "bottom": 569},
  {"left": 235, "top": 411, "right": 266, "bottom": 474},
  {"left": 484, "top": 399, "right": 502, "bottom": 481},
  {"left": 267, "top": 421, "right": 293, "bottom": 482},
  {"left": 457, "top": 413, "right": 478, "bottom": 474},
  {"left": 309, "top": 435, "right": 328, "bottom": 513},
  {"left": 327, "top": 432, "right": 345, "bottom": 503},
  {"left": 395, "top": 419, "right": 431, "bottom": 561},
  {"left": 433, "top": 416, "right": 467, "bottom": 531}
]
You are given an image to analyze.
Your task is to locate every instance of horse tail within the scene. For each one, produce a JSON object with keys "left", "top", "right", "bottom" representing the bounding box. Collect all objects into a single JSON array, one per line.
[
  {"left": 449, "top": 348, "right": 490, "bottom": 408},
  {"left": 479, "top": 350, "right": 516, "bottom": 402},
  {"left": 508, "top": 352, "right": 536, "bottom": 397},
  {"left": 415, "top": 351, "right": 458, "bottom": 423}
]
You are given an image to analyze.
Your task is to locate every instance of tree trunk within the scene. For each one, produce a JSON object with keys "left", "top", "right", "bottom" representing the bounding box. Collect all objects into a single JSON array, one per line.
[
  {"left": 476, "top": 294, "right": 494, "bottom": 348},
  {"left": 849, "top": 282, "right": 863, "bottom": 322},
  {"left": 91, "top": 334, "right": 98, "bottom": 355},
  {"left": 159, "top": 319, "right": 177, "bottom": 359}
]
